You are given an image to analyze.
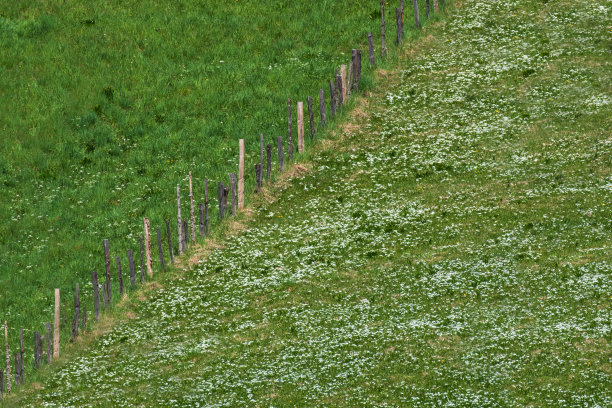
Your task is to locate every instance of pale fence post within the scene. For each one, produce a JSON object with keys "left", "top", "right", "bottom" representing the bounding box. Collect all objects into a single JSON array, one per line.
[
  {"left": 143, "top": 218, "right": 153, "bottom": 278},
  {"left": 340, "top": 65, "right": 347, "bottom": 103}
]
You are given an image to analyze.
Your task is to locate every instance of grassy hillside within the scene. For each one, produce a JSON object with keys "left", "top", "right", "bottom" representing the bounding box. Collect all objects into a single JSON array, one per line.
[
  {"left": 5, "top": 0, "right": 610, "bottom": 405},
  {"left": 0, "top": 1, "right": 437, "bottom": 352}
]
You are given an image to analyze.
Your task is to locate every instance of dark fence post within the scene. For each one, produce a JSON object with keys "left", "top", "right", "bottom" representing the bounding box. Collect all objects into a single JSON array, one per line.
[
  {"left": 255, "top": 164, "right": 262, "bottom": 193},
  {"left": 319, "top": 89, "right": 326, "bottom": 127},
  {"left": 413, "top": 0, "right": 420, "bottom": 29},
  {"left": 368, "top": 33, "right": 375, "bottom": 66},
  {"left": 426, "top": 0, "right": 430, "bottom": 18}
]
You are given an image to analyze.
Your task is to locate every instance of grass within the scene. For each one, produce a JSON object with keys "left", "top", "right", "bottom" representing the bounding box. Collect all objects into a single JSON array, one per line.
[
  {"left": 0, "top": 0, "right": 438, "bottom": 360},
  {"left": 3, "top": 0, "right": 612, "bottom": 405}
]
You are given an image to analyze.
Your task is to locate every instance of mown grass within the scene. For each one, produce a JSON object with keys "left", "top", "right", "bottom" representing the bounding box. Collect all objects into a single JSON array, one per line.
[
  {"left": 0, "top": 0, "right": 439, "bottom": 362},
  {"left": 4, "top": 0, "right": 610, "bottom": 406}
]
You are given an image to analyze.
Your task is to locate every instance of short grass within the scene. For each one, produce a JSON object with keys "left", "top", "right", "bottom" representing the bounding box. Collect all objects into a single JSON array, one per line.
[
  {"left": 4, "top": 0, "right": 610, "bottom": 406},
  {"left": 0, "top": 1, "right": 437, "bottom": 357}
]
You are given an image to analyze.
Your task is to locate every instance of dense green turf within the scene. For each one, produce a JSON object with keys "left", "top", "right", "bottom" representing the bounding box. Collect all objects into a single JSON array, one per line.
[
  {"left": 3, "top": 0, "right": 610, "bottom": 405},
  {"left": 0, "top": 1, "right": 438, "bottom": 354}
]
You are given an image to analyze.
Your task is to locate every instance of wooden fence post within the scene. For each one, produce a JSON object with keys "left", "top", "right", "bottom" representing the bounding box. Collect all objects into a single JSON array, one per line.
[
  {"left": 381, "top": 0, "right": 387, "bottom": 57},
  {"left": 139, "top": 235, "right": 145, "bottom": 283},
  {"left": 277, "top": 136, "right": 285, "bottom": 172},
  {"left": 396, "top": 8, "right": 402, "bottom": 45},
  {"left": 255, "top": 164, "right": 262, "bottom": 193},
  {"left": 4, "top": 321, "right": 10, "bottom": 393},
  {"left": 413, "top": 0, "right": 420, "bottom": 28},
  {"left": 72, "top": 283, "right": 80, "bottom": 342},
  {"left": 189, "top": 172, "right": 196, "bottom": 245},
  {"left": 44, "top": 323, "right": 51, "bottom": 364},
  {"left": 91, "top": 270, "right": 100, "bottom": 321},
  {"left": 53, "top": 289, "right": 60, "bottom": 359},
  {"left": 287, "top": 98, "right": 293, "bottom": 160},
  {"left": 223, "top": 186, "right": 229, "bottom": 217},
  {"left": 156, "top": 228, "right": 165, "bottom": 272},
  {"left": 143, "top": 218, "right": 153, "bottom": 278},
  {"left": 347, "top": 63, "right": 352, "bottom": 99},
  {"left": 230, "top": 173, "right": 237, "bottom": 215},
  {"left": 116, "top": 256, "right": 123, "bottom": 295},
  {"left": 103, "top": 239, "right": 111, "bottom": 306},
  {"left": 434, "top": 0, "right": 439, "bottom": 13},
  {"left": 198, "top": 203, "right": 204, "bottom": 236},
  {"left": 319, "top": 89, "right": 326, "bottom": 127},
  {"left": 165, "top": 219, "right": 174, "bottom": 264},
  {"left": 177, "top": 185, "right": 183, "bottom": 255},
  {"left": 31, "top": 332, "right": 39, "bottom": 370},
  {"left": 340, "top": 65, "right": 347, "bottom": 103},
  {"left": 127, "top": 250, "right": 136, "bottom": 289},
  {"left": 238, "top": 139, "right": 245, "bottom": 210},
  {"left": 308, "top": 96, "right": 315, "bottom": 138},
  {"left": 266, "top": 145, "right": 272, "bottom": 179},
  {"left": 204, "top": 179, "right": 210, "bottom": 234},
  {"left": 297, "top": 102, "right": 304, "bottom": 153},
  {"left": 368, "top": 33, "right": 375, "bottom": 67},
  {"left": 426, "top": 0, "right": 430, "bottom": 18}
]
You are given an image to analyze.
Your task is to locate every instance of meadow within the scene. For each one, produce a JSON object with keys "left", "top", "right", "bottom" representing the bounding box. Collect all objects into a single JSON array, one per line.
[
  {"left": 0, "top": 1, "right": 433, "bottom": 352},
  {"left": 4, "top": 0, "right": 610, "bottom": 405}
]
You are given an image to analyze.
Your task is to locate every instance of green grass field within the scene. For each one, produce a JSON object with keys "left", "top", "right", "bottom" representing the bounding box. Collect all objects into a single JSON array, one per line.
[
  {"left": 0, "top": 1, "right": 439, "bottom": 354},
  {"left": 3, "top": 0, "right": 610, "bottom": 406}
]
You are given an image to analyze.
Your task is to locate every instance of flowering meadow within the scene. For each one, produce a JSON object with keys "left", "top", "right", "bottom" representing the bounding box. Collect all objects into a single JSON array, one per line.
[{"left": 6, "top": 0, "right": 611, "bottom": 406}]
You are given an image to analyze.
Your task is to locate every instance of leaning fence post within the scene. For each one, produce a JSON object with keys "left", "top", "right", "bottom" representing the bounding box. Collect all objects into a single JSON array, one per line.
[
  {"left": 156, "top": 228, "right": 165, "bottom": 272},
  {"left": 189, "top": 172, "right": 196, "bottom": 245},
  {"left": 381, "top": 0, "right": 387, "bottom": 57},
  {"left": 92, "top": 270, "right": 100, "bottom": 321},
  {"left": 238, "top": 139, "right": 245, "bottom": 210},
  {"left": 44, "top": 323, "right": 51, "bottom": 364},
  {"left": 128, "top": 250, "right": 136, "bottom": 289},
  {"left": 204, "top": 180, "right": 210, "bottom": 234},
  {"left": 143, "top": 218, "right": 153, "bottom": 278},
  {"left": 230, "top": 173, "right": 237, "bottom": 215},
  {"left": 297, "top": 102, "right": 305, "bottom": 153},
  {"left": 72, "top": 283, "right": 80, "bottom": 342},
  {"left": 319, "top": 89, "right": 326, "bottom": 127},
  {"left": 139, "top": 235, "right": 145, "bottom": 283},
  {"left": 103, "top": 239, "right": 111, "bottom": 306},
  {"left": 177, "top": 185, "right": 183, "bottom": 255},
  {"left": 308, "top": 96, "right": 315, "bottom": 139},
  {"left": 277, "top": 136, "right": 285, "bottom": 172},
  {"left": 288, "top": 98, "right": 293, "bottom": 160},
  {"left": 53, "top": 289, "right": 60, "bottom": 359},
  {"left": 4, "top": 321, "right": 10, "bottom": 393},
  {"left": 413, "top": 0, "right": 420, "bottom": 29},
  {"left": 116, "top": 256, "right": 123, "bottom": 296},
  {"left": 266, "top": 145, "right": 272, "bottom": 180}
]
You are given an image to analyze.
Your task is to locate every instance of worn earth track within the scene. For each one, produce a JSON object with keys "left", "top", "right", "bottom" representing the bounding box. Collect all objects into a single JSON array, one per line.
[{"left": 7, "top": 0, "right": 611, "bottom": 406}]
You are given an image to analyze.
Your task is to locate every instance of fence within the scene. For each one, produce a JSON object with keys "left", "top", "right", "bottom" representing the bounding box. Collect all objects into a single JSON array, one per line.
[{"left": 0, "top": 0, "right": 445, "bottom": 398}]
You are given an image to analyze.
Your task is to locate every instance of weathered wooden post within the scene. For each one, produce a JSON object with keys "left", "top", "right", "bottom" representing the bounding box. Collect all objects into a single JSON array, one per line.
[
  {"left": 32, "top": 331, "right": 40, "bottom": 369},
  {"left": 297, "top": 102, "right": 305, "bottom": 153},
  {"left": 223, "top": 186, "right": 229, "bottom": 217},
  {"left": 218, "top": 182, "right": 224, "bottom": 220},
  {"left": 287, "top": 98, "right": 293, "bottom": 160},
  {"left": 116, "top": 256, "right": 123, "bottom": 295},
  {"left": 277, "top": 136, "right": 285, "bottom": 172},
  {"left": 434, "top": 0, "right": 439, "bottom": 13},
  {"left": 44, "top": 323, "right": 51, "bottom": 364},
  {"left": 156, "top": 228, "right": 165, "bottom": 272},
  {"left": 413, "top": 0, "right": 420, "bottom": 29},
  {"left": 4, "top": 321, "right": 10, "bottom": 393},
  {"left": 143, "top": 218, "right": 153, "bottom": 278},
  {"left": 238, "top": 139, "right": 245, "bottom": 210},
  {"left": 204, "top": 179, "right": 210, "bottom": 234},
  {"left": 91, "top": 270, "right": 100, "bottom": 321},
  {"left": 53, "top": 289, "right": 60, "bottom": 359},
  {"left": 347, "top": 63, "right": 352, "bottom": 99},
  {"left": 230, "top": 173, "right": 237, "bottom": 215},
  {"left": 177, "top": 184, "right": 183, "bottom": 255},
  {"left": 72, "top": 283, "right": 80, "bottom": 341},
  {"left": 329, "top": 81, "right": 336, "bottom": 116},
  {"left": 189, "top": 172, "right": 196, "bottom": 245},
  {"left": 426, "top": 0, "right": 430, "bottom": 18},
  {"left": 103, "top": 239, "right": 111, "bottom": 306},
  {"left": 340, "top": 65, "right": 347, "bottom": 103},
  {"left": 266, "top": 145, "right": 272, "bottom": 180},
  {"left": 336, "top": 74, "right": 343, "bottom": 106},
  {"left": 396, "top": 8, "right": 402, "bottom": 45},
  {"left": 139, "top": 235, "right": 145, "bottom": 283},
  {"left": 255, "top": 164, "right": 262, "bottom": 193},
  {"left": 381, "top": 0, "right": 387, "bottom": 57},
  {"left": 307, "top": 96, "right": 315, "bottom": 139},
  {"left": 198, "top": 203, "right": 204, "bottom": 236},
  {"left": 319, "top": 89, "right": 326, "bottom": 127}
]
